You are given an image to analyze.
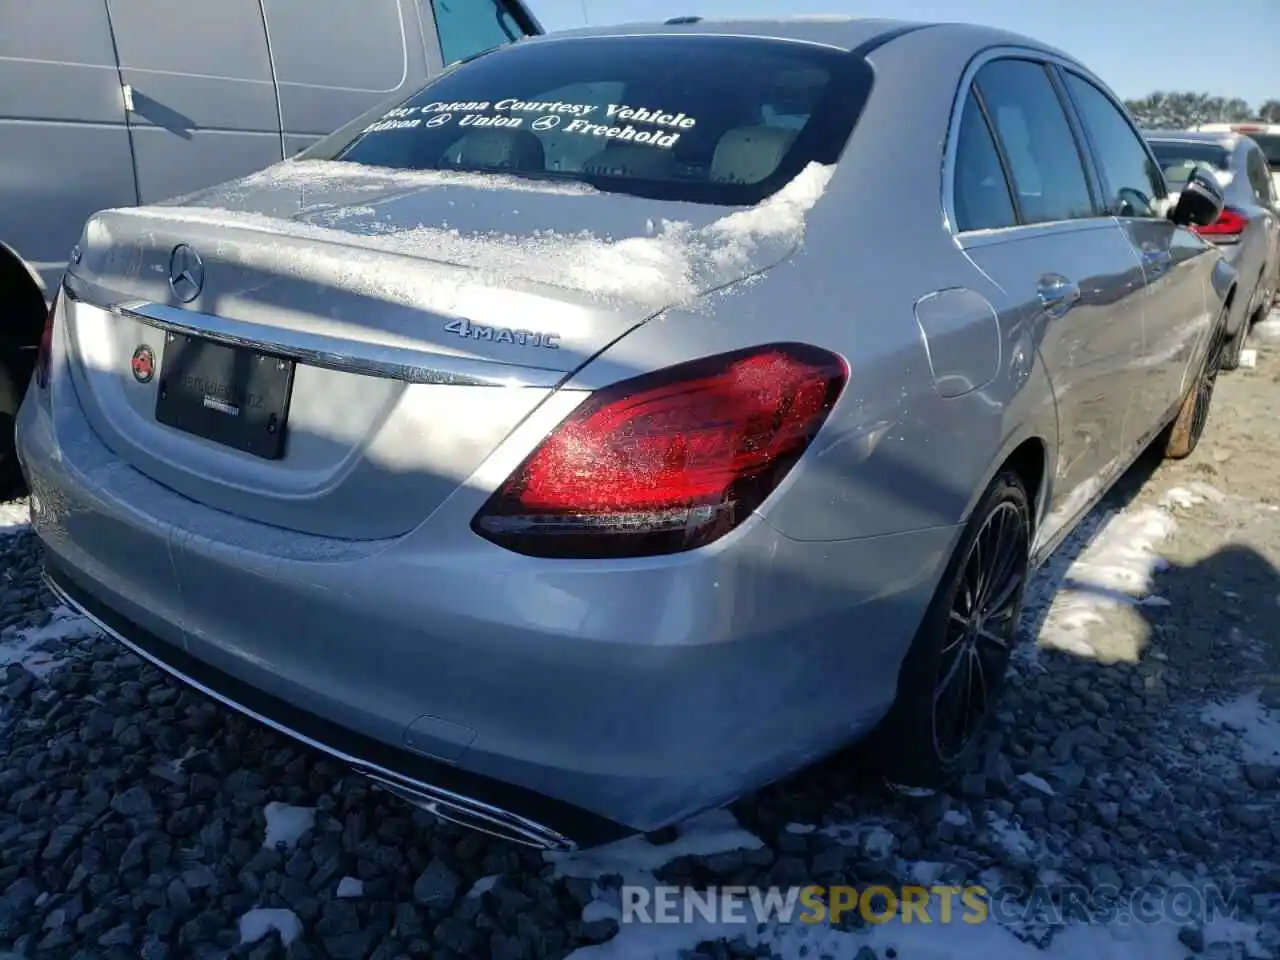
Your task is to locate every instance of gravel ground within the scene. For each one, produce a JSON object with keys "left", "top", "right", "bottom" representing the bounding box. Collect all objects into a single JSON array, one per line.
[{"left": 2, "top": 314, "right": 1280, "bottom": 960}]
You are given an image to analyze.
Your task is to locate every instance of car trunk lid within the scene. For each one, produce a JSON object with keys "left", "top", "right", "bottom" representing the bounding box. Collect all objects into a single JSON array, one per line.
[{"left": 60, "top": 161, "right": 832, "bottom": 540}]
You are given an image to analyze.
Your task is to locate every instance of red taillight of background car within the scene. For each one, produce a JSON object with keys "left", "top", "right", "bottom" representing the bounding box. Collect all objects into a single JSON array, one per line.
[
  {"left": 1193, "top": 206, "right": 1248, "bottom": 239},
  {"left": 34, "top": 290, "right": 60, "bottom": 390},
  {"left": 472, "top": 343, "right": 849, "bottom": 558}
]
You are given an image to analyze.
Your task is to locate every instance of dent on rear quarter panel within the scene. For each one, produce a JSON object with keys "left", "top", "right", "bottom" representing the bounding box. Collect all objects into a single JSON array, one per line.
[{"left": 913, "top": 288, "right": 1001, "bottom": 398}]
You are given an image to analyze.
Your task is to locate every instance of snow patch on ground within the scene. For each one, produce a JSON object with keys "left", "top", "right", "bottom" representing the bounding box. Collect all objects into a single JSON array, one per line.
[
  {"left": 0, "top": 606, "right": 99, "bottom": 678},
  {"left": 820, "top": 822, "right": 897, "bottom": 859},
  {"left": 335, "top": 877, "right": 364, "bottom": 899},
  {"left": 1250, "top": 310, "right": 1280, "bottom": 342},
  {"left": 237, "top": 908, "right": 303, "bottom": 947},
  {"left": 986, "top": 814, "right": 1042, "bottom": 860},
  {"left": 0, "top": 500, "right": 30, "bottom": 536},
  {"left": 466, "top": 874, "right": 500, "bottom": 898},
  {"left": 1159, "top": 481, "right": 1226, "bottom": 510},
  {"left": 1027, "top": 504, "right": 1180, "bottom": 661},
  {"left": 1200, "top": 691, "right": 1280, "bottom": 765},
  {"left": 544, "top": 809, "right": 763, "bottom": 883},
  {"left": 261, "top": 802, "right": 315, "bottom": 851},
  {"left": 1016, "top": 772, "right": 1056, "bottom": 796}
]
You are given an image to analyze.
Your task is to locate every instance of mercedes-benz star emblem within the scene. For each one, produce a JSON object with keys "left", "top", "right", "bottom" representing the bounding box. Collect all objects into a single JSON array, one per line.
[
  {"left": 168, "top": 243, "right": 205, "bottom": 303},
  {"left": 531, "top": 115, "right": 561, "bottom": 131}
]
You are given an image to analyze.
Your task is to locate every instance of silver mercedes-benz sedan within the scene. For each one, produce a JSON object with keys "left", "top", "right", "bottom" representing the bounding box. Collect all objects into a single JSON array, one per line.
[{"left": 17, "top": 16, "right": 1234, "bottom": 850}]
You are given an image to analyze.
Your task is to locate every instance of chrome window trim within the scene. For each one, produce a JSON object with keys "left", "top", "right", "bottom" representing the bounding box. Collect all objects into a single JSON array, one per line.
[
  {"left": 942, "top": 44, "right": 1117, "bottom": 241},
  {"left": 956, "top": 215, "right": 1124, "bottom": 251},
  {"left": 61, "top": 279, "right": 565, "bottom": 389}
]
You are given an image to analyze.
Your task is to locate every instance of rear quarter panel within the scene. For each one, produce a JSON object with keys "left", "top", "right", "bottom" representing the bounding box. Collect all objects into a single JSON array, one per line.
[{"left": 566, "top": 25, "right": 1060, "bottom": 544}]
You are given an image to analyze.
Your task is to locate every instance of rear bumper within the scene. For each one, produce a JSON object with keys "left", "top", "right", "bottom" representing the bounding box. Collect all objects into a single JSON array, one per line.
[
  {"left": 16, "top": 359, "right": 957, "bottom": 845},
  {"left": 43, "top": 558, "right": 607, "bottom": 850}
]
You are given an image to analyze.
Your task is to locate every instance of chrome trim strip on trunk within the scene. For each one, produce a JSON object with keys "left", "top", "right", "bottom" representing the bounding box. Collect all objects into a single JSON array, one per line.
[
  {"left": 60, "top": 276, "right": 566, "bottom": 389},
  {"left": 43, "top": 572, "right": 577, "bottom": 852}
]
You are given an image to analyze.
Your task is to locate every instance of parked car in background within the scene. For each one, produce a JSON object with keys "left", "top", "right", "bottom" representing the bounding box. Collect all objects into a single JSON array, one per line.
[
  {"left": 1145, "top": 130, "right": 1280, "bottom": 368},
  {"left": 0, "top": 0, "right": 542, "bottom": 495},
  {"left": 20, "top": 16, "right": 1234, "bottom": 850},
  {"left": 1197, "top": 122, "right": 1280, "bottom": 198}
]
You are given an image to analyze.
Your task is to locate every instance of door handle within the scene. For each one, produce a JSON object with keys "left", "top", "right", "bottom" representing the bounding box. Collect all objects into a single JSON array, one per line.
[
  {"left": 1141, "top": 247, "right": 1173, "bottom": 276},
  {"left": 1037, "top": 275, "right": 1081, "bottom": 318}
]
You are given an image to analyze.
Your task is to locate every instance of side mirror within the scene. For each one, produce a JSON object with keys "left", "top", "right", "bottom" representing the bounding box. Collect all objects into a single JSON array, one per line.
[{"left": 1169, "top": 167, "right": 1225, "bottom": 228}]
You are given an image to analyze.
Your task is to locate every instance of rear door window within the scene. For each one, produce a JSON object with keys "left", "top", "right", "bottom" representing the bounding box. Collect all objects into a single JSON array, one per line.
[
  {"left": 321, "top": 35, "right": 873, "bottom": 206},
  {"left": 952, "top": 92, "right": 1017, "bottom": 231},
  {"left": 1062, "top": 71, "right": 1167, "bottom": 219},
  {"left": 973, "top": 59, "right": 1095, "bottom": 225}
]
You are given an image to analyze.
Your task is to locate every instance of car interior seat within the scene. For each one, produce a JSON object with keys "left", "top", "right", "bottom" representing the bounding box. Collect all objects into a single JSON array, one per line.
[
  {"left": 710, "top": 126, "right": 798, "bottom": 184},
  {"left": 438, "top": 129, "right": 546, "bottom": 173},
  {"left": 580, "top": 142, "right": 678, "bottom": 179}
]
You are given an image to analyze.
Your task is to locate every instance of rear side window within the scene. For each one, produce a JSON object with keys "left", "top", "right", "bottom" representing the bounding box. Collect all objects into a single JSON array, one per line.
[
  {"left": 431, "top": 0, "right": 530, "bottom": 65},
  {"left": 953, "top": 93, "right": 1016, "bottom": 231},
  {"left": 973, "top": 59, "right": 1094, "bottom": 224},
  {"left": 320, "top": 35, "right": 871, "bottom": 206},
  {"left": 1062, "top": 72, "right": 1166, "bottom": 219}
]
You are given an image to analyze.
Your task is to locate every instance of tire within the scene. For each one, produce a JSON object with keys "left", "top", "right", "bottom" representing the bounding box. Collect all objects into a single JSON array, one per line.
[
  {"left": 869, "top": 470, "right": 1032, "bottom": 788},
  {"left": 1219, "top": 314, "right": 1247, "bottom": 372},
  {"left": 1162, "top": 313, "right": 1224, "bottom": 460},
  {"left": 0, "top": 350, "right": 30, "bottom": 500},
  {"left": 1222, "top": 275, "right": 1266, "bottom": 372}
]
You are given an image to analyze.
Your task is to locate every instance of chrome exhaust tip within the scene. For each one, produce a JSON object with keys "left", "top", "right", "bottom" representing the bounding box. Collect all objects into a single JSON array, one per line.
[{"left": 363, "top": 774, "right": 577, "bottom": 851}]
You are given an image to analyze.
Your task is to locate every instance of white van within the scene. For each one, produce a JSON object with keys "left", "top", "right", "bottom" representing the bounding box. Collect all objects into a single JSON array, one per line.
[{"left": 0, "top": 0, "right": 542, "bottom": 493}]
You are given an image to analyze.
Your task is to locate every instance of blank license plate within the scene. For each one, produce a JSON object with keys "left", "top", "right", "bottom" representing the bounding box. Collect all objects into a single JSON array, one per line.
[{"left": 153, "top": 333, "right": 295, "bottom": 460}]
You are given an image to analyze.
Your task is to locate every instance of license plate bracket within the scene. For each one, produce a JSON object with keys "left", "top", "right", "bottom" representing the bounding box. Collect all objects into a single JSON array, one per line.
[{"left": 153, "top": 333, "right": 295, "bottom": 460}]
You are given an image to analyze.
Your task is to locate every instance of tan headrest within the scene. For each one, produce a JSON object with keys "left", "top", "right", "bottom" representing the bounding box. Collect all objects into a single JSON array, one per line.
[
  {"left": 711, "top": 126, "right": 798, "bottom": 184},
  {"left": 581, "top": 142, "right": 677, "bottom": 179},
  {"left": 440, "top": 129, "right": 546, "bottom": 171}
]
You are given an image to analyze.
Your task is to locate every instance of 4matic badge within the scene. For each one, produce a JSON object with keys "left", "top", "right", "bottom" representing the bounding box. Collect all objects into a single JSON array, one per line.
[
  {"left": 131, "top": 344, "right": 155, "bottom": 383},
  {"left": 443, "top": 318, "right": 560, "bottom": 350}
]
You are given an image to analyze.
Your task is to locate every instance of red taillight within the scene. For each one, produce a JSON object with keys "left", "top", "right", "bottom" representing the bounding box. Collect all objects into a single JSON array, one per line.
[
  {"left": 1193, "top": 206, "right": 1248, "bottom": 238},
  {"left": 34, "top": 292, "right": 59, "bottom": 390},
  {"left": 472, "top": 343, "right": 849, "bottom": 558}
]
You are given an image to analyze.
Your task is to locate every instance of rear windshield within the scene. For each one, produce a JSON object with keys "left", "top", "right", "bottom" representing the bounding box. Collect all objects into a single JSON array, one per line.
[
  {"left": 1146, "top": 141, "right": 1230, "bottom": 184},
  {"left": 1251, "top": 133, "right": 1280, "bottom": 168},
  {"left": 313, "top": 35, "right": 870, "bottom": 206}
]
